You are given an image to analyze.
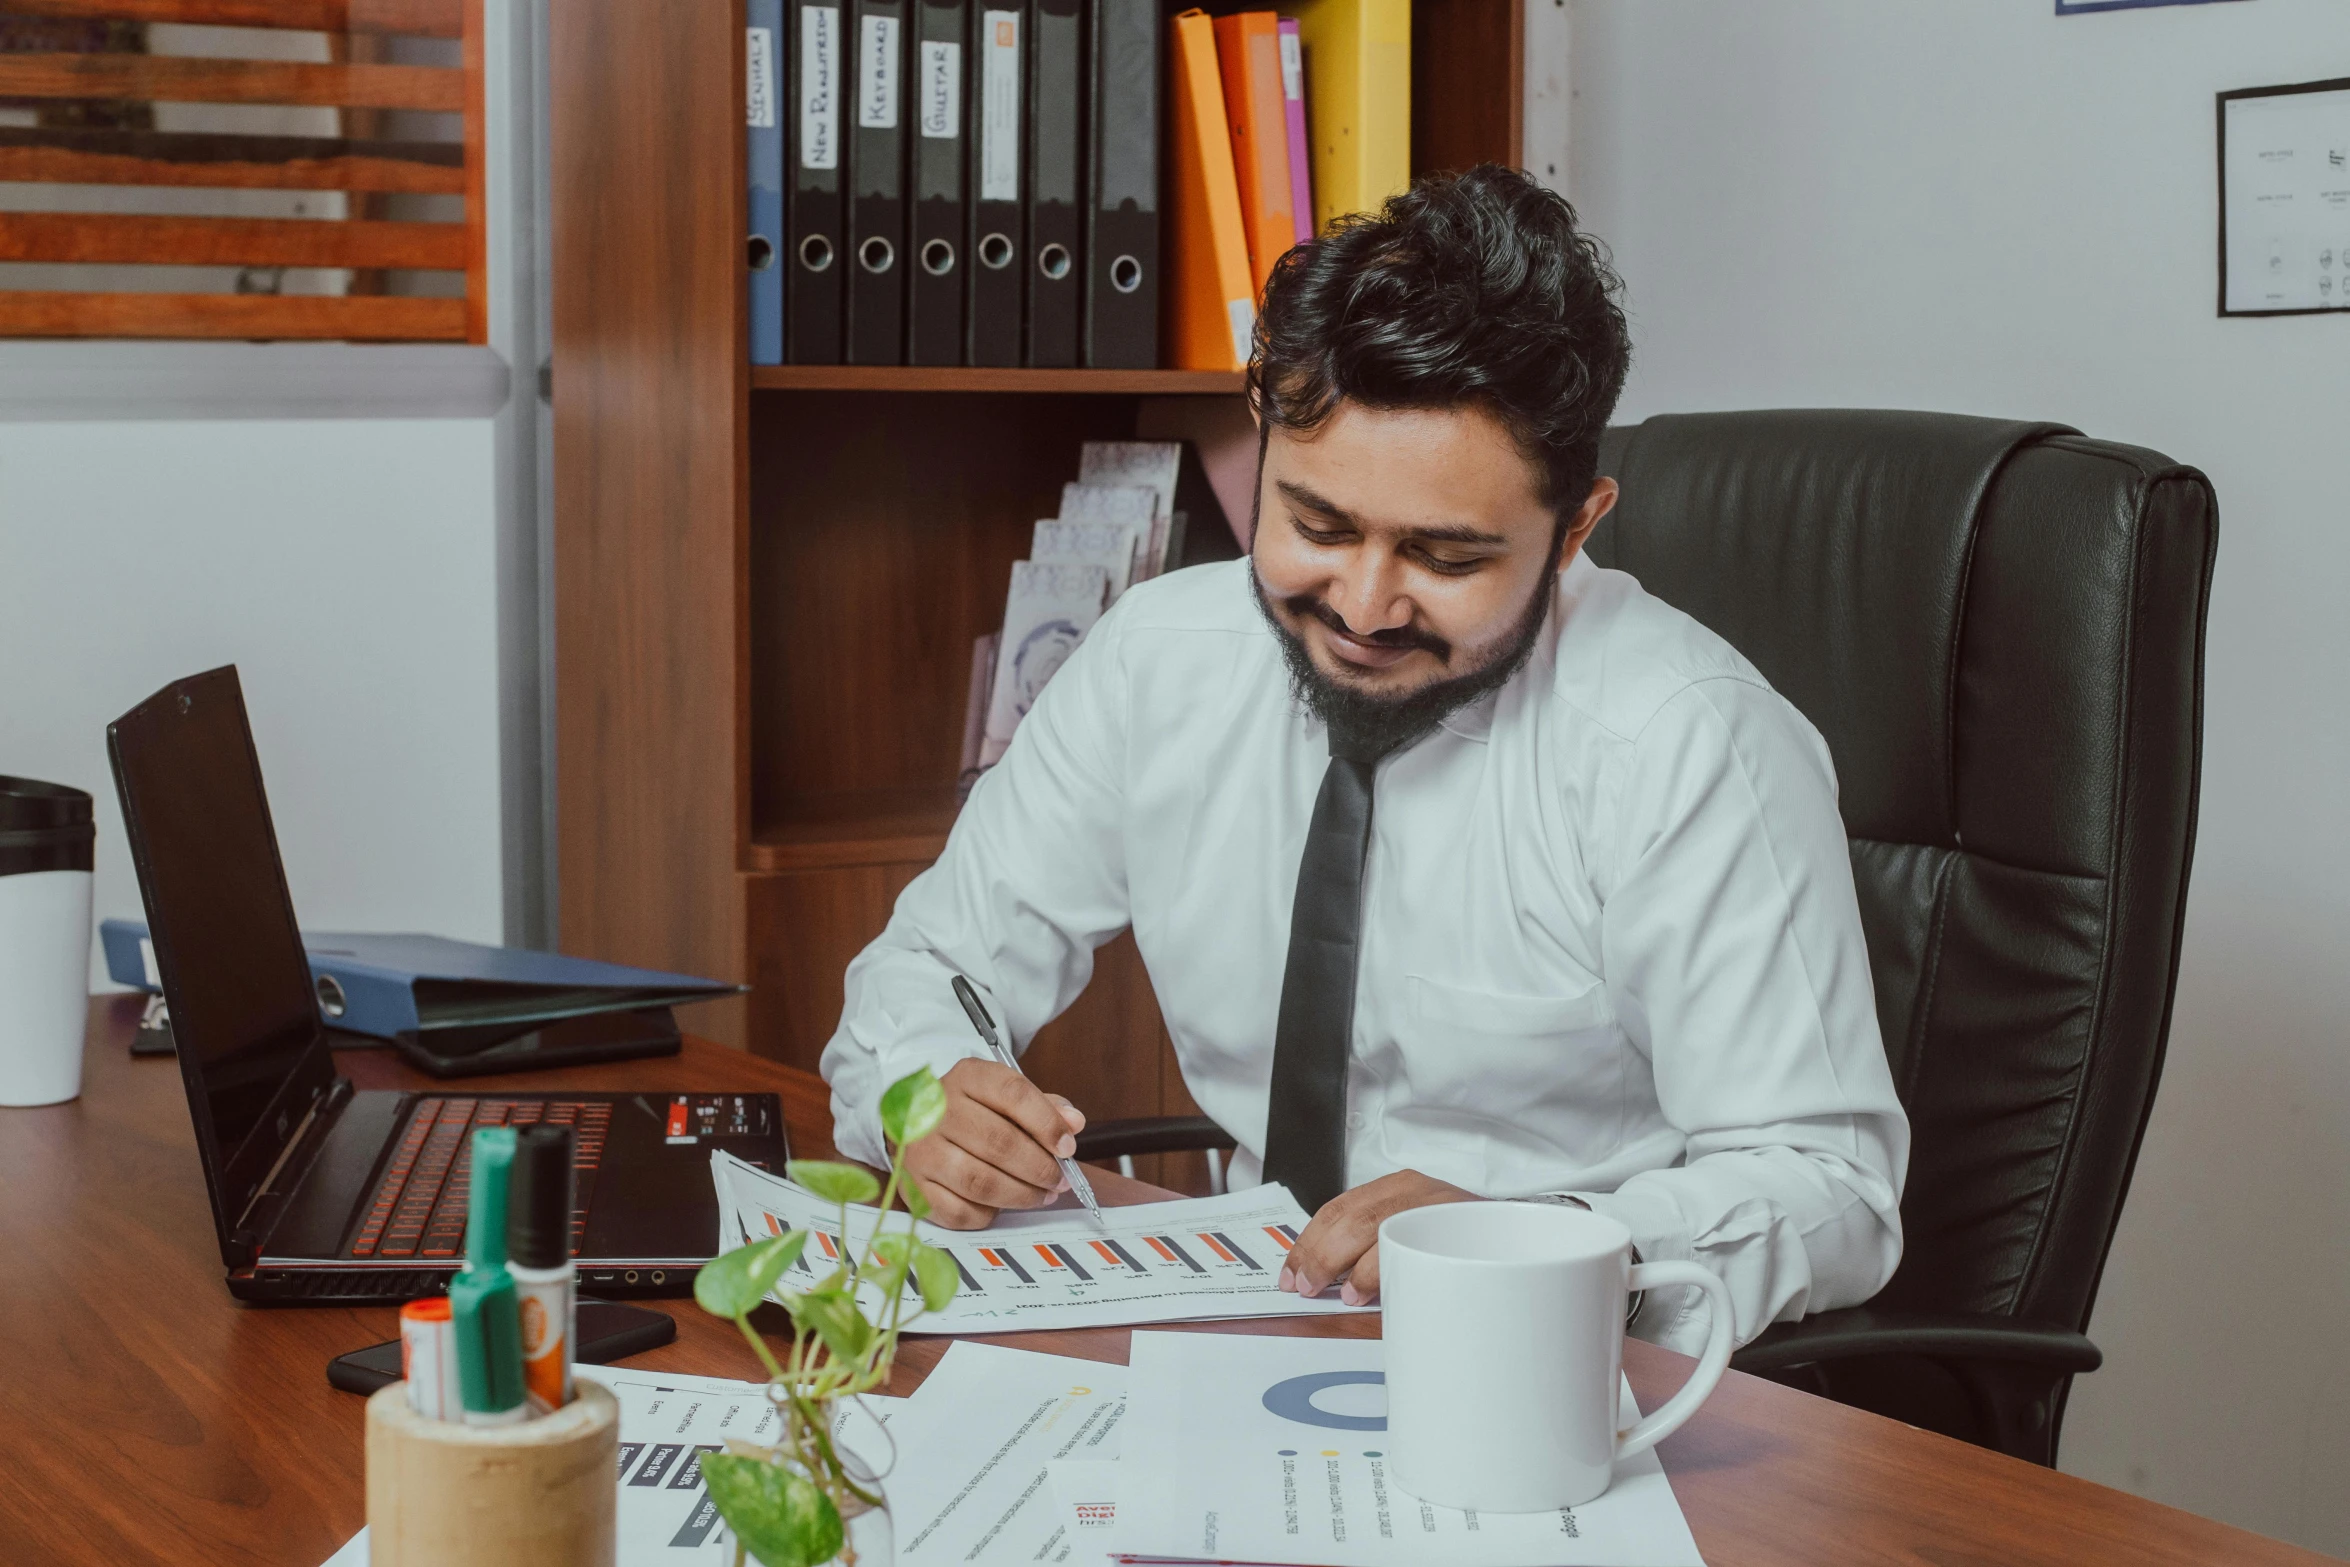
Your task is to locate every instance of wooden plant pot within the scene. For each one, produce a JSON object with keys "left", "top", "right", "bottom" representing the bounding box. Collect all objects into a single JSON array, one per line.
[{"left": 365, "top": 1380, "right": 618, "bottom": 1567}]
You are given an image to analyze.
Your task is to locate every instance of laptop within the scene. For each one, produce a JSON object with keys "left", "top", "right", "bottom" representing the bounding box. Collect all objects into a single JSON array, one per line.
[{"left": 107, "top": 666, "right": 791, "bottom": 1304}]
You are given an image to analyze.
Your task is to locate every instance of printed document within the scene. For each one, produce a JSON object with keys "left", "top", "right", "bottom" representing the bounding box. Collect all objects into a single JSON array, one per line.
[
  {"left": 713, "top": 1151, "right": 1371, "bottom": 1332},
  {"left": 585, "top": 1366, "right": 901, "bottom": 1562},
  {"left": 1113, "top": 1332, "right": 1706, "bottom": 1567},
  {"left": 893, "top": 1342, "right": 1128, "bottom": 1563}
]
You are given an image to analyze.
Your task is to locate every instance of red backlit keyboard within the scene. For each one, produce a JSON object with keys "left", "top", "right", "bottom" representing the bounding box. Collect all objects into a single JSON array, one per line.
[{"left": 346, "top": 1098, "right": 610, "bottom": 1260}]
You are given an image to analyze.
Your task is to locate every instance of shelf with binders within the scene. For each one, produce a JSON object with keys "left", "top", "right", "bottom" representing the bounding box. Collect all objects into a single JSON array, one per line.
[
  {"left": 557, "top": 0, "right": 1521, "bottom": 1168},
  {"left": 751, "top": 366, "right": 1246, "bottom": 395}
]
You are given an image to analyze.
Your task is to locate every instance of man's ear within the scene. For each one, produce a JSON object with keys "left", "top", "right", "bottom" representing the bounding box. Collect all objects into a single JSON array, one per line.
[{"left": 1561, "top": 477, "right": 1619, "bottom": 558}]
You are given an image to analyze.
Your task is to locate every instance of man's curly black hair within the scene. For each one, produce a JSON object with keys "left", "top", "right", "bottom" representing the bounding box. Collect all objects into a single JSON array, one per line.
[{"left": 1247, "top": 165, "right": 1632, "bottom": 521}]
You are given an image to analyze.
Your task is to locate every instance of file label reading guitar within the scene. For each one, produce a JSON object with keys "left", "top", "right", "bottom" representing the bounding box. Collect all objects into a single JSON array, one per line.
[{"left": 711, "top": 1151, "right": 1369, "bottom": 1333}]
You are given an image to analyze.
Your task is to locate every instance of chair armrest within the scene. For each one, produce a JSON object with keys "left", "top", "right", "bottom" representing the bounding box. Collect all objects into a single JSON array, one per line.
[
  {"left": 1732, "top": 1307, "right": 2102, "bottom": 1376},
  {"left": 1074, "top": 1115, "right": 1236, "bottom": 1161}
]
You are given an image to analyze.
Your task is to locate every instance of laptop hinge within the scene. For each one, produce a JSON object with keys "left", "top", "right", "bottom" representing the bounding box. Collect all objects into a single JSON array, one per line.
[{"left": 233, "top": 1076, "right": 355, "bottom": 1259}]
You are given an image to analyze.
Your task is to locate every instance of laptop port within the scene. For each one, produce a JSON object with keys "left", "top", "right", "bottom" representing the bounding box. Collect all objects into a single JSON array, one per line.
[
  {"left": 624, "top": 1270, "right": 640, "bottom": 1284},
  {"left": 651, "top": 1270, "right": 666, "bottom": 1284}
]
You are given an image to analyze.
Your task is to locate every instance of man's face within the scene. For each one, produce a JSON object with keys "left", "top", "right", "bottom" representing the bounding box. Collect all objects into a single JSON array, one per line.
[{"left": 1251, "top": 400, "right": 1616, "bottom": 723}]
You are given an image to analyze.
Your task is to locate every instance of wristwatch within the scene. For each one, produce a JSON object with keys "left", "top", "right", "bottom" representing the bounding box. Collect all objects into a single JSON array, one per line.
[{"left": 1522, "top": 1193, "right": 1646, "bottom": 1327}]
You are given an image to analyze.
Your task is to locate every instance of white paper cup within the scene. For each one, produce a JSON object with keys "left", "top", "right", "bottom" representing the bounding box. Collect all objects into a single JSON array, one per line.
[{"left": 0, "top": 777, "right": 94, "bottom": 1108}]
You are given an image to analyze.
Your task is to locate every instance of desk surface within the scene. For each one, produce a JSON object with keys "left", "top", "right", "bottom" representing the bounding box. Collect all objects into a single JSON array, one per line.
[{"left": 0, "top": 995, "right": 2324, "bottom": 1567}]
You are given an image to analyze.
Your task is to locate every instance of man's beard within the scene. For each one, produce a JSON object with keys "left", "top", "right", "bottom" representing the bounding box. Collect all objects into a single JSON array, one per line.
[{"left": 1249, "top": 530, "right": 1565, "bottom": 761}]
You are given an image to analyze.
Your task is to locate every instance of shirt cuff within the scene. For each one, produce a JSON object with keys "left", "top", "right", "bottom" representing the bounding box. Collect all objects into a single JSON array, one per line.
[
  {"left": 829, "top": 1035, "right": 995, "bottom": 1167},
  {"left": 1566, "top": 1184, "right": 1720, "bottom": 1351},
  {"left": 1565, "top": 1183, "right": 1691, "bottom": 1266}
]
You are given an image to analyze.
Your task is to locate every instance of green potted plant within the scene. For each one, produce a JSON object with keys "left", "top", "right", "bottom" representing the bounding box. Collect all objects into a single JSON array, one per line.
[{"left": 691, "top": 1066, "right": 960, "bottom": 1567}]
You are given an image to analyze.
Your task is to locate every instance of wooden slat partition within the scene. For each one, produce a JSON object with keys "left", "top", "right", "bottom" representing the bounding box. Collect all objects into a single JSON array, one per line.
[
  {"left": 0, "top": 128, "right": 466, "bottom": 193},
  {"left": 0, "top": 0, "right": 463, "bottom": 37},
  {"left": 0, "top": 290, "right": 464, "bottom": 338},
  {"left": 0, "top": 54, "right": 464, "bottom": 111},
  {"left": 458, "top": 0, "right": 483, "bottom": 340},
  {"left": 0, "top": 211, "right": 465, "bottom": 268},
  {"left": 0, "top": 0, "right": 488, "bottom": 343}
]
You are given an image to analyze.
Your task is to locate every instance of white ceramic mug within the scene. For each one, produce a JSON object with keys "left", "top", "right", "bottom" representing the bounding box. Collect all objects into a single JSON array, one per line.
[{"left": 1379, "top": 1200, "right": 1735, "bottom": 1512}]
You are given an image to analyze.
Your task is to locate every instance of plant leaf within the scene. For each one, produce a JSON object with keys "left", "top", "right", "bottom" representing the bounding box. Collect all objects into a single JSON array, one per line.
[
  {"left": 899, "top": 1179, "right": 933, "bottom": 1221},
  {"left": 859, "top": 1231, "right": 914, "bottom": 1295},
  {"left": 698, "top": 1453, "right": 844, "bottom": 1567},
  {"left": 910, "top": 1240, "right": 961, "bottom": 1313},
  {"left": 879, "top": 1067, "right": 950, "bottom": 1148},
  {"left": 695, "top": 1232, "right": 806, "bottom": 1319},
  {"left": 789, "top": 1160, "right": 881, "bottom": 1206},
  {"left": 798, "top": 1286, "right": 875, "bottom": 1365}
]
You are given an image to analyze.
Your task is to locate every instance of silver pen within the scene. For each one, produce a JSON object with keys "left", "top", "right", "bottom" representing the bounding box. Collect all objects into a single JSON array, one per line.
[{"left": 952, "top": 974, "right": 1106, "bottom": 1229}]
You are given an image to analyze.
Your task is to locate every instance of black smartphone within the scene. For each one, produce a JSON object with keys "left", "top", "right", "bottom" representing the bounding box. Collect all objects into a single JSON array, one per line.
[{"left": 326, "top": 1299, "right": 677, "bottom": 1396}]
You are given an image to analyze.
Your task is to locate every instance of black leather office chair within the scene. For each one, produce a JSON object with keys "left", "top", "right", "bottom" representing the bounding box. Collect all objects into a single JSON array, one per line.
[{"left": 1080, "top": 409, "right": 2218, "bottom": 1468}]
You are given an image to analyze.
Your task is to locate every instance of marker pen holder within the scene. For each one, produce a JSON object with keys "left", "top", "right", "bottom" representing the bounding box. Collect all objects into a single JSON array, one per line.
[{"left": 365, "top": 1380, "right": 617, "bottom": 1567}]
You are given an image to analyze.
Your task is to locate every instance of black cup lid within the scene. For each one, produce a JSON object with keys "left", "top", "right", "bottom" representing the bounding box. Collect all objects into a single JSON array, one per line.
[{"left": 0, "top": 776, "right": 94, "bottom": 833}]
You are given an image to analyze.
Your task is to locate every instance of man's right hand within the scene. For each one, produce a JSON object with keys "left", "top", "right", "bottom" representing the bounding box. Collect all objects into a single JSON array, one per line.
[{"left": 903, "top": 1058, "right": 1087, "bottom": 1229}]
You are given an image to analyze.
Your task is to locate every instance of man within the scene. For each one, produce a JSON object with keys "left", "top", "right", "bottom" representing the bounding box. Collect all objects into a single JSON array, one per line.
[{"left": 822, "top": 167, "right": 1907, "bottom": 1352}]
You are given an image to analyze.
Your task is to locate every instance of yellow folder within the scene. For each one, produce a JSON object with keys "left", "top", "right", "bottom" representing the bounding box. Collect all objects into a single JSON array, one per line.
[{"left": 1287, "top": 0, "right": 1411, "bottom": 232}]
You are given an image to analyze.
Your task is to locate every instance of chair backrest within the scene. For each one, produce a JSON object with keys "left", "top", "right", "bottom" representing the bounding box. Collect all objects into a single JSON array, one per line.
[{"left": 1590, "top": 410, "right": 2216, "bottom": 1332}]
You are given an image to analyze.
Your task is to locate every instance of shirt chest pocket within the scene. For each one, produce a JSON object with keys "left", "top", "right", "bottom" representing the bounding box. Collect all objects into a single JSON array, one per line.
[{"left": 1395, "top": 973, "right": 1621, "bottom": 1114}]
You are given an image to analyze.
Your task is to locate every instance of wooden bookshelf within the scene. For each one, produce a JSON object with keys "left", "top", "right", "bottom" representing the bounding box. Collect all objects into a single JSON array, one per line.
[
  {"left": 748, "top": 786, "right": 961, "bottom": 872},
  {"left": 552, "top": 0, "right": 1522, "bottom": 1159}
]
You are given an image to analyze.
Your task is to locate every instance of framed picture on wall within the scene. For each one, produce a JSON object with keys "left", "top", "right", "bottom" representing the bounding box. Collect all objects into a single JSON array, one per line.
[{"left": 2217, "top": 77, "right": 2350, "bottom": 317}]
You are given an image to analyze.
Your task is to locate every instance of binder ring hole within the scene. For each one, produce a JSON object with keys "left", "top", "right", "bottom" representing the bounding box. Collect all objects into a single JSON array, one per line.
[
  {"left": 1038, "top": 242, "right": 1072, "bottom": 281},
  {"left": 798, "top": 234, "right": 835, "bottom": 272},
  {"left": 920, "top": 238, "right": 957, "bottom": 276},
  {"left": 978, "top": 231, "right": 1015, "bottom": 270},
  {"left": 314, "top": 974, "right": 347, "bottom": 1020},
  {"left": 1110, "top": 253, "right": 1143, "bottom": 294},
  {"left": 858, "top": 236, "right": 896, "bottom": 274},
  {"left": 747, "top": 234, "right": 775, "bottom": 271}
]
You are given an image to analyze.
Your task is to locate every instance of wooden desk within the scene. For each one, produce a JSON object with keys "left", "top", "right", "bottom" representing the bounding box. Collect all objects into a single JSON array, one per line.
[{"left": 0, "top": 996, "right": 2323, "bottom": 1567}]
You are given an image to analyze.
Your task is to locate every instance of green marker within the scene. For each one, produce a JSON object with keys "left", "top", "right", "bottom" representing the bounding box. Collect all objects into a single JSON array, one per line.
[{"left": 450, "top": 1126, "right": 528, "bottom": 1426}]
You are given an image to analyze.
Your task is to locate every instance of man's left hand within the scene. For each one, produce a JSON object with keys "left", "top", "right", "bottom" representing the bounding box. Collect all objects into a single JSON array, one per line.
[{"left": 1277, "top": 1170, "right": 1479, "bottom": 1305}]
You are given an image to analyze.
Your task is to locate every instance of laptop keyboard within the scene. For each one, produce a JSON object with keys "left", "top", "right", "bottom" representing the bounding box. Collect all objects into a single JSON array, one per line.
[{"left": 347, "top": 1098, "right": 612, "bottom": 1259}]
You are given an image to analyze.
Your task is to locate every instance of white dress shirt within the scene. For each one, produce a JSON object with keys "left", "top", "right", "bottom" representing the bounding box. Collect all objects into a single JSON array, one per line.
[{"left": 822, "top": 554, "right": 1909, "bottom": 1352}]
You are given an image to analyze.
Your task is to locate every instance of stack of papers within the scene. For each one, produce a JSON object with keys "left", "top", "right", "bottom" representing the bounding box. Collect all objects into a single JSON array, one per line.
[
  {"left": 713, "top": 1152, "right": 1372, "bottom": 1333},
  {"left": 1106, "top": 1332, "right": 1707, "bottom": 1566},
  {"left": 327, "top": 1337, "right": 1703, "bottom": 1567},
  {"left": 889, "top": 1337, "right": 1704, "bottom": 1566}
]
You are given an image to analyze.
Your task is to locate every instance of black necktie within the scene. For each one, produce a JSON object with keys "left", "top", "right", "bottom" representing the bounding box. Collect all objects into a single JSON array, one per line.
[{"left": 1262, "top": 738, "right": 1389, "bottom": 1214}]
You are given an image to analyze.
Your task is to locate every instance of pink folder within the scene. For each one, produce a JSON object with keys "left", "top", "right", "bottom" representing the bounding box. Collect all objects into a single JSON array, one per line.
[{"left": 1279, "top": 16, "right": 1313, "bottom": 244}]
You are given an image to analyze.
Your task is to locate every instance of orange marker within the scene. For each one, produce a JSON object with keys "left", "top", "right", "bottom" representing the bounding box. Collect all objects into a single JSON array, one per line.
[
  {"left": 400, "top": 1296, "right": 459, "bottom": 1420},
  {"left": 507, "top": 1124, "right": 576, "bottom": 1413}
]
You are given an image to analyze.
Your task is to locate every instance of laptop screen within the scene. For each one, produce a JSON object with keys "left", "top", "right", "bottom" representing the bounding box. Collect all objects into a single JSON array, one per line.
[{"left": 108, "top": 666, "right": 335, "bottom": 1249}]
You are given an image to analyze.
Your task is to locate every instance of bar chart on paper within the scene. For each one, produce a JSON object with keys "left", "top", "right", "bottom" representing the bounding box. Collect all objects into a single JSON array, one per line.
[{"left": 712, "top": 1151, "right": 1367, "bottom": 1332}]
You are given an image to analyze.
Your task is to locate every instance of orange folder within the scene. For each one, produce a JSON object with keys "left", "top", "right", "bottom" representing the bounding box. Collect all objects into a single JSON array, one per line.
[
  {"left": 1166, "top": 9, "right": 1257, "bottom": 371},
  {"left": 1212, "top": 11, "right": 1297, "bottom": 296}
]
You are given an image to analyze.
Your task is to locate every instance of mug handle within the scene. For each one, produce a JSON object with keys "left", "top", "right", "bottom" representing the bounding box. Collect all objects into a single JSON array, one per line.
[{"left": 1614, "top": 1260, "right": 1736, "bottom": 1461}]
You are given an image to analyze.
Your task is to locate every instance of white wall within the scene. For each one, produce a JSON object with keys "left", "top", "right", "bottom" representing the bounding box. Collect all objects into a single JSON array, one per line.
[
  {"left": 0, "top": 420, "right": 507, "bottom": 963},
  {"left": 1568, "top": 0, "right": 2348, "bottom": 1551}
]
